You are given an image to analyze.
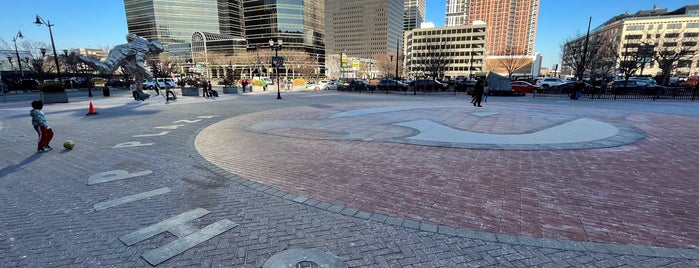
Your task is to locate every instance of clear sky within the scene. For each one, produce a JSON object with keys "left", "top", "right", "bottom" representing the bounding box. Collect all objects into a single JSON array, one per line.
[{"left": 0, "top": 0, "right": 697, "bottom": 70}]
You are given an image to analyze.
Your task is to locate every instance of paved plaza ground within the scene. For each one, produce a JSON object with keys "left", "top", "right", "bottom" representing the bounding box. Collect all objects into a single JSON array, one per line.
[{"left": 1, "top": 88, "right": 698, "bottom": 267}]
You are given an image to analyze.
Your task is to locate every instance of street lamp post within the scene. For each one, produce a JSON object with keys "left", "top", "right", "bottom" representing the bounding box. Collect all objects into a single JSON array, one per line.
[
  {"left": 395, "top": 38, "right": 400, "bottom": 80},
  {"left": 469, "top": 43, "right": 475, "bottom": 79},
  {"left": 34, "top": 15, "right": 62, "bottom": 82},
  {"left": 12, "top": 31, "right": 24, "bottom": 77},
  {"left": 269, "top": 39, "right": 283, "bottom": 99},
  {"left": 577, "top": 16, "right": 592, "bottom": 82}
]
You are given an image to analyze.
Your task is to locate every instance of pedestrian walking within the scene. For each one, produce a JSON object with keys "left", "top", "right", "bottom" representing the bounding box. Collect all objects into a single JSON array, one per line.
[
  {"left": 483, "top": 81, "right": 489, "bottom": 103},
  {"left": 473, "top": 79, "right": 484, "bottom": 107},
  {"left": 207, "top": 81, "right": 213, "bottom": 98},
  {"left": 202, "top": 80, "right": 210, "bottom": 97},
  {"left": 130, "top": 82, "right": 139, "bottom": 101},
  {"left": 30, "top": 100, "right": 54, "bottom": 153},
  {"left": 241, "top": 80, "right": 248, "bottom": 93},
  {"left": 165, "top": 82, "right": 176, "bottom": 101}
]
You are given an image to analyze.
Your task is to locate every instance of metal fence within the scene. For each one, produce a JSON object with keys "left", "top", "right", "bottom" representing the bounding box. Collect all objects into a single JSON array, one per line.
[{"left": 532, "top": 87, "right": 699, "bottom": 101}]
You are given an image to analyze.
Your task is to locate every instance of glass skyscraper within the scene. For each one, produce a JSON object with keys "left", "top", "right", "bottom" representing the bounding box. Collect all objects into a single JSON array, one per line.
[
  {"left": 242, "top": 0, "right": 325, "bottom": 60},
  {"left": 124, "top": 0, "right": 324, "bottom": 73},
  {"left": 124, "top": 0, "right": 242, "bottom": 48}
]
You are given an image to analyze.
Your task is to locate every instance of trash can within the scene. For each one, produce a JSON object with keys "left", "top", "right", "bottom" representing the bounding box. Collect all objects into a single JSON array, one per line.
[{"left": 102, "top": 86, "right": 110, "bottom": 97}]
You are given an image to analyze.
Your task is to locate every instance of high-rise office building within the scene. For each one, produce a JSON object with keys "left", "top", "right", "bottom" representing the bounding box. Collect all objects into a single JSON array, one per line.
[
  {"left": 124, "top": 0, "right": 244, "bottom": 48},
  {"left": 325, "top": 0, "right": 404, "bottom": 63},
  {"left": 445, "top": 0, "right": 468, "bottom": 27},
  {"left": 124, "top": 0, "right": 325, "bottom": 77},
  {"left": 445, "top": 0, "right": 539, "bottom": 56},
  {"left": 242, "top": 0, "right": 325, "bottom": 57},
  {"left": 404, "top": 0, "right": 426, "bottom": 31}
]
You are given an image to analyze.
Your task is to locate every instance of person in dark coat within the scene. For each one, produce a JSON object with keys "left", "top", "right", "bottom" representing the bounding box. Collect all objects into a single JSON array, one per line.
[{"left": 473, "top": 79, "right": 484, "bottom": 107}]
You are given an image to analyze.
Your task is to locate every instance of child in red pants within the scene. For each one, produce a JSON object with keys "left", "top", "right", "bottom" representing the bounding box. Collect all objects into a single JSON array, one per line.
[{"left": 30, "top": 100, "right": 54, "bottom": 153}]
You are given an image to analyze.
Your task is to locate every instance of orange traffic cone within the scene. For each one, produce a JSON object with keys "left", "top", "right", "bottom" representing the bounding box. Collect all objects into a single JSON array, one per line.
[{"left": 86, "top": 101, "right": 99, "bottom": 116}]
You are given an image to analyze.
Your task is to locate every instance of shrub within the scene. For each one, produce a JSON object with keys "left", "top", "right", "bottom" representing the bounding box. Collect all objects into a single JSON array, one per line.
[
  {"left": 38, "top": 82, "right": 65, "bottom": 93},
  {"left": 224, "top": 72, "right": 237, "bottom": 86}
]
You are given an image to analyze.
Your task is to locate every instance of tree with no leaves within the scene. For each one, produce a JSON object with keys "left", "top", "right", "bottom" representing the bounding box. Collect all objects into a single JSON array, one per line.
[
  {"left": 646, "top": 30, "right": 696, "bottom": 86},
  {"left": 493, "top": 47, "right": 531, "bottom": 79}
]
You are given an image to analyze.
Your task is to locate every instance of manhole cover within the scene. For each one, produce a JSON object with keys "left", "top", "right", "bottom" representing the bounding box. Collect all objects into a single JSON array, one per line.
[
  {"left": 296, "top": 261, "right": 319, "bottom": 268},
  {"left": 263, "top": 249, "right": 347, "bottom": 268}
]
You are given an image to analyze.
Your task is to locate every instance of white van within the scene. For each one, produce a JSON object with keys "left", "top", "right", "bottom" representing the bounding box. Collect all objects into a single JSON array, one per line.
[{"left": 143, "top": 78, "right": 175, "bottom": 89}]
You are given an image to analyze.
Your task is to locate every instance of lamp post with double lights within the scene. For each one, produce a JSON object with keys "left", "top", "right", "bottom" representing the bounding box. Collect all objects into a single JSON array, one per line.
[
  {"left": 269, "top": 39, "right": 283, "bottom": 99},
  {"left": 34, "top": 15, "right": 62, "bottom": 82},
  {"left": 12, "top": 31, "right": 24, "bottom": 77}
]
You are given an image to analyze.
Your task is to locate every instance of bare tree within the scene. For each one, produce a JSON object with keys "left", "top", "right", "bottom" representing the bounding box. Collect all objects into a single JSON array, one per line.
[
  {"left": 19, "top": 40, "right": 52, "bottom": 78},
  {"left": 646, "top": 30, "right": 696, "bottom": 86},
  {"left": 412, "top": 36, "right": 450, "bottom": 79},
  {"left": 493, "top": 47, "right": 531, "bottom": 79},
  {"left": 373, "top": 54, "right": 393, "bottom": 78},
  {"left": 587, "top": 31, "right": 618, "bottom": 82}
]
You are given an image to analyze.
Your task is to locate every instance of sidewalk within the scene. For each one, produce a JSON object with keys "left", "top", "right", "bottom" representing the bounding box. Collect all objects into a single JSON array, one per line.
[{"left": 1, "top": 91, "right": 698, "bottom": 266}]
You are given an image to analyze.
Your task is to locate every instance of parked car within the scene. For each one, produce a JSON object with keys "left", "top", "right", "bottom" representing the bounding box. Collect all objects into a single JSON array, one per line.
[
  {"left": 346, "top": 80, "right": 375, "bottom": 91},
  {"left": 685, "top": 76, "right": 699, "bottom": 89},
  {"left": 326, "top": 80, "right": 340, "bottom": 90},
  {"left": 377, "top": 79, "right": 408, "bottom": 91},
  {"left": 317, "top": 80, "right": 330, "bottom": 90},
  {"left": 105, "top": 79, "right": 128, "bottom": 88},
  {"left": 306, "top": 82, "right": 319, "bottom": 90},
  {"left": 536, "top": 78, "right": 565, "bottom": 88},
  {"left": 629, "top": 77, "right": 657, "bottom": 85},
  {"left": 64, "top": 79, "right": 93, "bottom": 89},
  {"left": 143, "top": 78, "right": 175, "bottom": 89},
  {"left": 455, "top": 80, "right": 477, "bottom": 92},
  {"left": 412, "top": 79, "right": 448, "bottom": 90},
  {"left": 510, "top": 81, "right": 539, "bottom": 93},
  {"left": 554, "top": 81, "right": 598, "bottom": 94},
  {"left": 608, "top": 80, "right": 662, "bottom": 95}
]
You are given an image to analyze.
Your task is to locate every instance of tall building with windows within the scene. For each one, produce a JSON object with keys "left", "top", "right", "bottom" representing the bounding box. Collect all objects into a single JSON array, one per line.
[
  {"left": 562, "top": 4, "right": 699, "bottom": 81},
  {"left": 404, "top": 0, "right": 426, "bottom": 31},
  {"left": 124, "top": 0, "right": 244, "bottom": 48},
  {"left": 445, "top": 0, "right": 539, "bottom": 56},
  {"left": 325, "top": 0, "right": 404, "bottom": 61},
  {"left": 124, "top": 0, "right": 325, "bottom": 78},
  {"left": 405, "top": 24, "right": 487, "bottom": 79},
  {"left": 445, "top": 0, "right": 468, "bottom": 27},
  {"left": 242, "top": 0, "right": 325, "bottom": 57}
]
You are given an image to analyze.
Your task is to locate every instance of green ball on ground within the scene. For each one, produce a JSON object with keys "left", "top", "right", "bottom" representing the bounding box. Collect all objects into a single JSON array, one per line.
[{"left": 63, "top": 140, "right": 75, "bottom": 150}]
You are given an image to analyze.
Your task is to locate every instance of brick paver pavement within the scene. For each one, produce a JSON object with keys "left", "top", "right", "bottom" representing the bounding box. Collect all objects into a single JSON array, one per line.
[
  {"left": 1, "top": 89, "right": 698, "bottom": 267},
  {"left": 196, "top": 98, "right": 699, "bottom": 250}
]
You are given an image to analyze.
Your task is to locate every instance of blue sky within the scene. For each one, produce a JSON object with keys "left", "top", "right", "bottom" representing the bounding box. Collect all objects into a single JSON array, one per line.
[{"left": 1, "top": 0, "right": 697, "bottom": 70}]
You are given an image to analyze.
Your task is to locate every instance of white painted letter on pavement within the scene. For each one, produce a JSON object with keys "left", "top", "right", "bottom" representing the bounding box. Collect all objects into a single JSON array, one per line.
[
  {"left": 88, "top": 170, "right": 153, "bottom": 185},
  {"left": 119, "top": 208, "right": 238, "bottom": 265},
  {"left": 113, "top": 141, "right": 154, "bottom": 148}
]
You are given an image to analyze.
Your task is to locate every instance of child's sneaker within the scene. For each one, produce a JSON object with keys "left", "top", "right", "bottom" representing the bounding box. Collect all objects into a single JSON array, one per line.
[
  {"left": 37, "top": 148, "right": 48, "bottom": 153},
  {"left": 44, "top": 145, "right": 53, "bottom": 151}
]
